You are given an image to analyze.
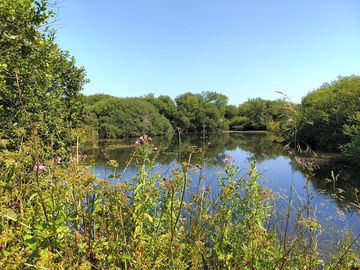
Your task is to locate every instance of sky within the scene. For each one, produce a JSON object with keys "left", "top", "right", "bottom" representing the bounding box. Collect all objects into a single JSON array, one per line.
[{"left": 55, "top": 0, "right": 360, "bottom": 105}]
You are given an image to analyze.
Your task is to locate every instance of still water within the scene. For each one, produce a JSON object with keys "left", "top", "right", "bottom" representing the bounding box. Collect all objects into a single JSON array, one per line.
[{"left": 83, "top": 132, "right": 360, "bottom": 248}]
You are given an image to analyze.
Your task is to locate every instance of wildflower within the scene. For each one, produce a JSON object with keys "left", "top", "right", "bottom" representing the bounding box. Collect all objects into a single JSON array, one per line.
[
  {"left": 63, "top": 180, "right": 68, "bottom": 185},
  {"left": 54, "top": 156, "right": 61, "bottom": 164},
  {"left": 221, "top": 156, "right": 234, "bottom": 163},
  {"left": 34, "top": 164, "right": 46, "bottom": 170},
  {"left": 137, "top": 134, "right": 152, "bottom": 144}
]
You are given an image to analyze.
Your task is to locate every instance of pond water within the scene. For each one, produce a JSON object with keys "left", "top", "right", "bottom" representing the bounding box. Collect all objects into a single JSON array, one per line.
[{"left": 83, "top": 132, "right": 360, "bottom": 251}]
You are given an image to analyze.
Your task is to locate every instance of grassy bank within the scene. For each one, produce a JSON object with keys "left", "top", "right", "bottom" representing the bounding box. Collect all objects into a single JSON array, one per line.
[{"left": 1, "top": 135, "right": 359, "bottom": 269}]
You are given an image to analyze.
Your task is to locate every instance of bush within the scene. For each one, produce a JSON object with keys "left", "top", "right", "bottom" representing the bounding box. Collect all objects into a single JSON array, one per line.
[
  {"left": 297, "top": 76, "right": 360, "bottom": 150},
  {"left": 87, "top": 95, "right": 174, "bottom": 138}
]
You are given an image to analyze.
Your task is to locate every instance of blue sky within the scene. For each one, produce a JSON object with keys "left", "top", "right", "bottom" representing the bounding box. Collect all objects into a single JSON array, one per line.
[{"left": 55, "top": 0, "right": 360, "bottom": 104}]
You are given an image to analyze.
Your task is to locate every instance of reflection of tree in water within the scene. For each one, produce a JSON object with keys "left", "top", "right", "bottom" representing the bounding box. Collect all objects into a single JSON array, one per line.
[
  {"left": 225, "top": 133, "right": 284, "bottom": 162},
  {"left": 83, "top": 132, "right": 285, "bottom": 167},
  {"left": 292, "top": 159, "right": 360, "bottom": 209},
  {"left": 82, "top": 132, "right": 360, "bottom": 209}
]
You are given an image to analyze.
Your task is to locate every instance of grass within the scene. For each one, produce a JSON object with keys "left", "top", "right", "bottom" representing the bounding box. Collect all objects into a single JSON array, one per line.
[{"left": 0, "top": 135, "right": 359, "bottom": 269}]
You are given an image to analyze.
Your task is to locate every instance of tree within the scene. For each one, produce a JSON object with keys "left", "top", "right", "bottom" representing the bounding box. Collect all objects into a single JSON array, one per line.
[
  {"left": 174, "top": 92, "right": 227, "bottom": 133},
  {"left": 341, "top": 112, "right": 360, "bottom": 165},
  {"left": 86, "top": 95, "right": 173, "bottom": 138},
  {"left": 297, "top": 76, "right": 360, "bottom": 150},
  {"left": 0, "top": 0, "right": 87, "bottom": 152}
]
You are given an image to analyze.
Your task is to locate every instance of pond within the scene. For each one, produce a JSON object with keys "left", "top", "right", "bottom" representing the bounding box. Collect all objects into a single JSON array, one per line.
[{"left": 83, "top": 132, "right": 360, "bottom": 251}]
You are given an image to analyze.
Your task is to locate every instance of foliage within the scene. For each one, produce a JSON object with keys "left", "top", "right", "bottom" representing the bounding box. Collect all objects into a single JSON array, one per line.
[
  {"left": 297, "top": 76, "right": 360, "bottom": 151},
  {"left": 174, "top": 91, "right": 228, "bottom": 132},
  {"left": 86, "top": 95, "right": 173, "bottom": 138},
  {"left": 341, "top": 112, "right": 360, "bottom": 165},
  {"left": 229, "top": 98, "right": 286, "bottom": 131},
  {"left": 145, "top": 94, "right": 177, "bottom": 124},
  {"left": 1, "top": 136, "right": 359, "bottom": 269},
  {"left": 0, "top": 0, "right": 88, "bottom": 153}
]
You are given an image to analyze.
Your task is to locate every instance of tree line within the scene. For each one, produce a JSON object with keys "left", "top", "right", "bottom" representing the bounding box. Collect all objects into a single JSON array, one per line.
[
  {"left": 0, "top": 0, "right": 359, "bottom": 165},
  {"left": 84, "top": 92, "right": 288, "bottom": 137}
]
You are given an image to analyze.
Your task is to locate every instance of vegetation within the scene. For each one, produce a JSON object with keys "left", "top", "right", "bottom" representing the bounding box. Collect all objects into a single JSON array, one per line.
[
  {"left": 229, "top": 98, "right": 286, "bottom": 131},
  {"left": 1, "top": 135, "right": 360, "bottom": 269},
  {"left": 0, "top": 0, "right": 87, "bottom": 154},
  {"left": 296, "top": 76, "right": 360, "bottom": 149},
  {"left": 1, "top": 0, "right": 360, "bottom": 269},
  {"left": 85, "top": 95, "right": 173, "bottom": 139},
  {"left": 292, "top": 76, "right": 360, "bottom": 164},
  {"left": 86, "top": 93, "right": 291, "bottom": 138}
]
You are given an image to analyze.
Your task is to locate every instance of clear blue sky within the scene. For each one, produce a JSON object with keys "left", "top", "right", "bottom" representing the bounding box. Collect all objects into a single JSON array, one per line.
[{"left": 55, "top": 0, "right": 360, "bottom": 104}]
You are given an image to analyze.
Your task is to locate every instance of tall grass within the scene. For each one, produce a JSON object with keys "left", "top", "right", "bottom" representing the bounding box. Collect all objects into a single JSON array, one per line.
[{"left": 0, "top": 135, "right": 359, "bottom": 269}]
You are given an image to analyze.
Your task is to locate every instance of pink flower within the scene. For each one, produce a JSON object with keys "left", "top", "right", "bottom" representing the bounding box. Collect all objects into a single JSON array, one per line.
[
  {"left": 54, "top": 156, "right": 61, "bottom": 164},
  {"left": 137, "top": 134, "right": 152, "bottom": 144},
  {"left": 221, "top": 156, "right": 234, "bottom": 163},
  {"left": 34, "top": 164, "right": 46, "bottom": 170}
]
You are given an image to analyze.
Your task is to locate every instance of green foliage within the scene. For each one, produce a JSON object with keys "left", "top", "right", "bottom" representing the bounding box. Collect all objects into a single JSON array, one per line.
[
  {"left": 341, "top": 112, "right": 360, "bottom": 165},
  {"left": 297, "top": 76, "right": 360, "bottom": 150},
  {"left": 174, "top": 91, "right": 227, "bottom": 132},
  {"left": 145, "top": 94, "right": 177, "bottom": 124},
  {"left": 1, "top": 137, "right": 359, "bottom": 269},
  {"left": 230, "top": 98, "right": 286, "bottom": 131},
  {"left": 0, "top": 0, "right": 87, "bottom": 152},
  {"left": 86, "top": 95, "right": 173, "bottom": 138}
]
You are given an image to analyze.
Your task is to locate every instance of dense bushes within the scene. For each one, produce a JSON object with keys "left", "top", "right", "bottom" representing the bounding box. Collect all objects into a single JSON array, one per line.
[
  {"left": 297, "top": 76, "right": 360, "bottom": 151},
  {"left": 287, "top": 76, "right": 360, "bottom": 164},
  {"left": 228, "top": 98, "right": 286, "bottom": 131},
  {"left": 86, "top": 95, "right": 173, "bottom": 138},
  {"left": 0, "top": 0, "right": 87, "bottom": 152},
  {"left": 86, "top": 91, "right": 230, "bottom": 137}
]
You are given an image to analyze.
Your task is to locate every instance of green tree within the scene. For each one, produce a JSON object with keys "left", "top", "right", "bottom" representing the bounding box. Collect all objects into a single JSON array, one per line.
[
  {"left": 341, "top": 112, "right": 360, "bottom": 165},
  {"left": 145, "top": 94, "right": 177, "bottom": 124},
  {"left": 174, "top": 92, "right": 227, "bottom": 133},
  {"left": 297, "top": 76, "right": 360, "bottom": 150},
  {"left": 86, "top": 95, "right": 173, "bottom": 138},
  {"left": 0, "top": 0, "right": 87, "bottom": 152}
]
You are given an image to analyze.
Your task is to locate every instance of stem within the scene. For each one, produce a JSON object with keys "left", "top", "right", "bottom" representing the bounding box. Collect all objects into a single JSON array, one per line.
[
  {"left": 332, "top": 233, "right": 360, "bottom": 270},
  {"left": 35, "top": 167, "right": 49, "bottom": 224}
]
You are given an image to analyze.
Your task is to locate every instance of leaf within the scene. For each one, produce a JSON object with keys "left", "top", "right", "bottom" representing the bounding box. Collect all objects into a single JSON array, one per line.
[
  {"left": 28, "top": 193, "right": 38, "bottom": 203},
  {"left": 134, "top": 183, "right": 145, "bottom": 193}
]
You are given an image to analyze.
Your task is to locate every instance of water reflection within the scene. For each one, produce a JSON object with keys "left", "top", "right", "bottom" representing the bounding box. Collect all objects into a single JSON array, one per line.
[{"left": 82, "top": 132, "right": 360, "bottom": 238}]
